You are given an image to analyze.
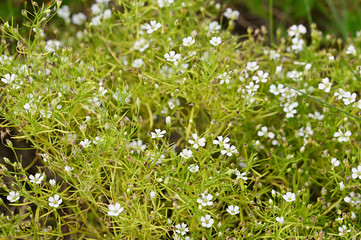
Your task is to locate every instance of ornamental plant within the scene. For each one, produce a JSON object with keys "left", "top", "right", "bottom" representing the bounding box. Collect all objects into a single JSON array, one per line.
[{"left": 1, "top": 0, "right": 361, "bottom": 239}]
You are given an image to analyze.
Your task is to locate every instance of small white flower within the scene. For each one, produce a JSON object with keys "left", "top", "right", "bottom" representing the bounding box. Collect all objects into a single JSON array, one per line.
[
  {"left": 141, "top": 20, "right": 161, "bottom": 34},
  {"left": 213, "top": 136, "right": 230, "bottom": 147},
  {"left": 338, "top": 225, "right": 351, "bottom": 236},
  {"left": 151, "top": 129, "right": 166, "bottom": 139},
  {"left": 197, "top": 193, "right": 213, "bottom": 207},
  {"left": 48, "top": 194, "right": 62, "bottom": 208},
  {"left": 226, "top": 205, "right": 240, "bottom": 215},
  {"left": 188, "top": 133, "right": 206, "bottom": 149},
  {"left": 80, "top": 139, "right": 91, "bottom": 148},
  {"left": 107, "top": 203, "right": 124, "bottom": 216},
  {"left": 7, "top": 191, "right": 20, "bottom": 202},
  {"left": 246, "top": 61, "right": 259, "bottom": 71},
  {"left": 346, "top": 45, "right": 356, "bottom": 55},
  {"left": 180, "top": 149, "right": 193, "bottom": 159},
  {"left": 200, "top": 214, "right": 214, "bottom": 228},
  {"left": 342, "top": 92, "right": 356, "bottom": 105},
  {"left": 133, "top": 38, "right": 149, "bottom": 52},
  {"left": 220, "top": 144, "right": 238, "bottom": 156},
  {"left": 72, "top": 12, "right": 87, "bottom": 25},
  {"left": 209, "top": 21, "right": 221, "bottom": 33},
  {"left": 49, "top": 179, "right": 56, "bottom": 186},
  {"left": 318, "top": 77, "right": 332, "bottom": 92},
  {"left": 150, "top": 191, "right": 156, "bottom": 200},
  {"left": 1, "top": 73, "right": 16, "bottom": 84},
  {"left": 352, "top": 165, "right": 361, "bottom": 179},
  {"left": 132, "top": 58, "right": 144, "bottom": 68},
  {"left": 331, "top": 158, "right": 340, "bottom": 167},
  {"left": 339, "top": 181, "right": 345, "bottom": 190},
  {"left": 269, "top": 84, "right": 286, "bottom": 95},
  {"left": 334, "top": 129, "right": 351, "bottom": 142},
  {"left": 223, "top": 8, "right": 240, "bottom": 20},
  {"left": 282, "top": 192, "right": 296, "bottom": 202},
  {"left": 188, "top": 164, "right": 199, "bottom": 173},
  {"left": 288, "top": 24, "right": 306, "bottom": 37},
  {"left": 175, "top": 222, "right": 189, "bottom": 236},
  {"left": 29, "top": 173, "right": 44, "bottom": 184},
  {"left": 166, "top": 116, "right": 171, "bottom": 125},
  {"left": 252, "top": 70, "right": 269, "bottom": 83},
  {"left": 257, "top": 126, "right": 275, "bottom": 139},
  {"left": 210, "top": 36, "right": 222, "bottom": 46},
  {"left": 276, "top": 216, "right": 285, "bottom": 224},
  {"left": 164, "top": 51, "right": 181, "bottom": 62},
  {"left": 182, "top": 36, "right": 195, "bottom": 46},
  {"left": 64, "top": 165, "right": 73, "bottom": 172}
]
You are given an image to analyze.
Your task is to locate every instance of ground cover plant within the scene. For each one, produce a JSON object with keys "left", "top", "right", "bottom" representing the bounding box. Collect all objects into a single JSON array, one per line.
[{"left": 1, "top": 0, "right": 361, "bottom": 239}]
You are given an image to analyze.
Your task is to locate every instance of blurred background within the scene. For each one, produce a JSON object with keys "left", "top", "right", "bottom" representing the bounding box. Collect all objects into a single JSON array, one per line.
[{"left": 0, "top": 0, "right": 360, "bottom": 40}]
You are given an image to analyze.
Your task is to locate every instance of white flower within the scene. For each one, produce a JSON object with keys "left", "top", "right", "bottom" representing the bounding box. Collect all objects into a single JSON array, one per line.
[
  {"left": 150, "top": 191, "right": 156, "bottom": 200},
  {"left": 257, "top": 126, "right": 275, "bottom": 139},
  {"left": 132, "top": 58, "right": 144, "bottom": 68},
  {"left": 276, "top": 216, "right": 285, "bottom": 224},
  {"left": 180, "top": 149, "right": 193, "bottom": 159},
  {"left": 223, "top": 8, "right": 240, "bottom": 20},
  {"left": 235, "top": 170, "right": 248, "bottom": 181},
  {"left": 339, "top": 181, "right": 345, "bottom": 190},
  {"left": 197, "top": 193, "right": 213, "bottom": 207},
  {"left": 333, "top": 129, "right": 351, "bottom": 142},
  {"left": 269, "top": 84, "right": 286, "bottom": 95},
  {"left": 57, "top": 5, "right": 71, "bottom": 22},
  {"left": 308, "top": 111, "right": 324, "bottom": 120},
  {"left": 213, "top": 136, "right": 230, "bottom": 148},
  {"left": 334, "top": 88, "right": 345, "bottom": 100},
  {"left": 246, "top": 61, "right": 259, "bottom": 71},
  {"left": 107, "top": 203, "right": 124, "bottom": 216},
  {"left": 64, "top": 165, "right": 73, "bottom": 172},
  {"left": 252, "top": 70, "right": 269, "bottom": 83},
  {"left": 157, "top": 0, "right": 174, "bottom": 8},
  {"left": 221, "top": 144, "right": 238, "bottom": 156},
  {"left": 283, "top": 105, "right": 297, "bottom": 118},
  {"left": 357, "top": 100, "right": 361, "bottom": 109},
  {"left": 72, "top": 12, "right": 87, "bottom": 25},
  {"left": 200, "top": 214, "right": 214, "bottom": 228},
  {"left": 182, "top": 36, "right": 195, "bottom": 46},
  {"left": 208, "top": 21, "right": 221, "bottom": 33},
  {"left": 151, "top": 129, "right": 166, "bottom": 139},
  {"left": 166, "top": 116, "right": 171, "bottom": 125},
  {"left": 7, "top": 191, "right": 20, "bottom": 202},
  {"left": 49, "top": 179, "right": 56, "bottom": 186},
  {"left": 331, "top": 158, "right": 340, "bottom": 167},
  {"left": 338, "top": 225, "right": 351, "bottom": 236},
  {"left": 344, "top": 192, "right": 361, "bottom": 206},
  {"left": 141, "top": 20, "right": 161, "bottom": 34},
  {"left": 164, "top": 51, "right": 181, "bottom": 62},
  {"left": 352, "top": 165, "right": 361, "bottom": 179},
  {"left": 342, "top": 92, "right": 356, "bottom": 105},
  {"left": 288, "top": 24, "right": 306, "bottom": 37},
  {"left": 318, "top": 77, "right": 332, "bottom": 92},
  {"left": 48, "top": 194, "right": 62, "bottom": 208},
  {"left": 188, "top": 164, "right": 199, "bottom": 173},
  {"left": 175, "top": 222, "right": 189, "bottom": 236},
  {"left": 188, "top": 133, "right": 206, "bottom": 149},
  {"left": 29, "top": 173, "right": 44, "bottom": 184},
  {"left": 282, "top": 192, "right": 296, "bottom": 202},
  {"left": 133, "top": 38, "right": 149, "bottom": 52},
  {"left": 210, "top": 36, "right": 221, "bottom": 46},
  {"left": 1, "top": 73, "right": 16, "bottom": 84},
  {"left": 346, "top": 45, "right": 356, "bottom": 55},
  {"left": 80, "top": 139, "right": 91, "bottom": 148},
  {"left": 226, "top": 205, "right": 240, "bottom": 215},
  {"left": 287, "top": 70, "right": 302, "bottom": 81}
]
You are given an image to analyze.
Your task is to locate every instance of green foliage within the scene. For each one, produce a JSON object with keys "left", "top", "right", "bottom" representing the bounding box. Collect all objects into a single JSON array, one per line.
[{"left": 1, "top": 0, "right": 361, "bottom": 239}]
